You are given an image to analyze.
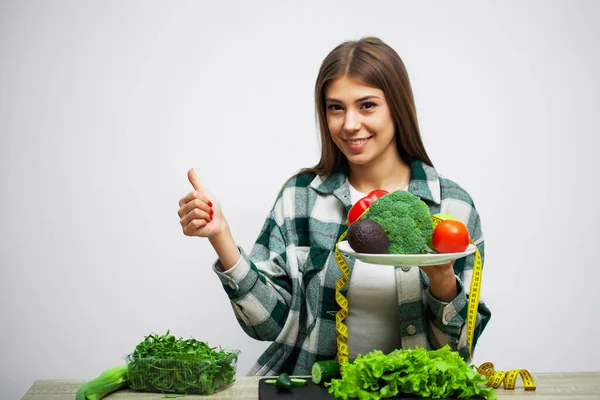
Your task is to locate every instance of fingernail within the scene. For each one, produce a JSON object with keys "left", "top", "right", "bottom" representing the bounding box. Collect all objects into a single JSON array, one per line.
[
  {"left": 210, "top": 208, "right": 214, "bottom": 215},
  {"left": 210, "top": 215, "right": 213, "bottom": 221},
  {"left": 208, "top": 200, "right": 213, "bottom": 207}
]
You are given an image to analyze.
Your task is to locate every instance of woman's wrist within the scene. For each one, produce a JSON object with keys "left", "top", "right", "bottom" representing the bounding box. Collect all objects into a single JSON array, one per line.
[
  {"left": 424, "top": 267, "right": 458, "bottom": 303},
  {"left": 208, "top": 225, "right": 241, "bottom": 271}
]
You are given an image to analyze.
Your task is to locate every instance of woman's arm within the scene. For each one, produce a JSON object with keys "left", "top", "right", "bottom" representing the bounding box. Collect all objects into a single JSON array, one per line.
[
  {"left": 179, "top": 169, "right": 298, "bottom": 341},
  {"left": 212, "top": 211, "right": 295, "bottom": 342},
  {"left": 208, "top": 226, "right": 241, "bottom": 270},
  {"left": 422, "top": 209, "right": 492, "bottom": 363}
]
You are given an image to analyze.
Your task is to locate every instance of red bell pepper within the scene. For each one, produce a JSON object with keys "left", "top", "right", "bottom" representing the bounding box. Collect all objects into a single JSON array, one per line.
[{"left": 347, "top": 189, "right": 389, "bottom": 225}]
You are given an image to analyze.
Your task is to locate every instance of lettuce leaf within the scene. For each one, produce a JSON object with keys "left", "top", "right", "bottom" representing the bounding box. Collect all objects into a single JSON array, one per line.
[{"left": 325, "top": 346, "right": 496, "bottom": 399}]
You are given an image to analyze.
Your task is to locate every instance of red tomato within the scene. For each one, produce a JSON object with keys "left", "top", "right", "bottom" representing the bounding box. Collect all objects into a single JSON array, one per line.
[
  {"left": 347, "top": 190, "right": 389, "bottom": 225},
  {"left": 432, "top": 220, "right": 470, "bottom": 253}
]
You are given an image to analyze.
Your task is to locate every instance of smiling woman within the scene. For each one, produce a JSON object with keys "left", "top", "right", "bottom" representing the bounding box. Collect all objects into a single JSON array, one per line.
[
  {"left": 325, "top": 77, "right": 397, "bottom": 166},
  {"left": 177, "top": 36, "right": 491, "bottom": 376}
]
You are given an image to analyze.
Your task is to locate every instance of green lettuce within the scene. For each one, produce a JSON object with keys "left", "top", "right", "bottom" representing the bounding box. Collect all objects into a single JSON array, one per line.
[{"left": 325, "top": 346, "right": 496, "bottom": 399}]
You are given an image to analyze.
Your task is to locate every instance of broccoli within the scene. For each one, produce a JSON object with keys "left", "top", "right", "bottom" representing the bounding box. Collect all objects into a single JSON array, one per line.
[{"left": 361, "top": 190, "right": 433, "bottom": 254}]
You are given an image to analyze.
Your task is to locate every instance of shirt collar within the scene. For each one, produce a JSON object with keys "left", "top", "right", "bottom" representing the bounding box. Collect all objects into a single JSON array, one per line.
[
  {"left": 309, "top": 165, "right": 352, "bottom": 209},
  {"left": 309, "top": 165, "right": 347, "bottom": 194},
  {"left": 309, "top": 160, "right": 441, "bottom": 205},
  {"left": 407, "top": 160, "right": 441, "bottom": 205}
]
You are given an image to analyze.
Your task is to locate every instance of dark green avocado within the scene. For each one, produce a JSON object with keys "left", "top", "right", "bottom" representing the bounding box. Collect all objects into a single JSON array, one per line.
[{"left": 347, "top": 219, "right": 389, "bottom": 254}]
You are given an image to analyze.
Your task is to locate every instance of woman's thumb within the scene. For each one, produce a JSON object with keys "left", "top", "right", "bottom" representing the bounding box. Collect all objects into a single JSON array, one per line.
[{"left": 188, "top": 168, "right": 206, "bottom": 192}]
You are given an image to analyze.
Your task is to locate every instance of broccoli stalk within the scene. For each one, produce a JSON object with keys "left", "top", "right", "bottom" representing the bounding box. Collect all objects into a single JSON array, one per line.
[{"left": 361, "top": 190, "right": 433, "bottom": 254}]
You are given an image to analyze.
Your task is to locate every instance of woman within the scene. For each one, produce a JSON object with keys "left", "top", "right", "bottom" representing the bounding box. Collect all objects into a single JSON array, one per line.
[{"left": 177, "top": 37, "right": 491, "bottom": 375}]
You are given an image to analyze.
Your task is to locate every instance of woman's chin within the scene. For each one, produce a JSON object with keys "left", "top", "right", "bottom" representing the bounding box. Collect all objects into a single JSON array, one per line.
[{"left": 345, "top": 153, "right": 372, "bottom": 166}]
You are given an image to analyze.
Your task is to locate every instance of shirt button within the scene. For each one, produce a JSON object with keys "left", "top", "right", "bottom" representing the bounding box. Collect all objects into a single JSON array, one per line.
[
  {"left": 228, "top": 281, "right": 236, "bottom": 289},
  {"left": 401, "top": 266, "right": 411, "bottom": 272},
  {"left": 406, "top": 325, "right": 417, "bottom": 335},
  {"left": 444, "top": 311, "right": 454, "bottom": 322}
]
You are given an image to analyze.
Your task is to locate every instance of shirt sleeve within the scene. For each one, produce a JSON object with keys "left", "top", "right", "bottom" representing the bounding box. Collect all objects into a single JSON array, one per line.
[{"left": 211, "top": 202, "right": 296, "bottom": 342}]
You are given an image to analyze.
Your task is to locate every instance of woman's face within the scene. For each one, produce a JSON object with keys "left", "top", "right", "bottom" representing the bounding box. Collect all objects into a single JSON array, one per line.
[{"left": 325, "top": 75, "right": 397, "bottom": 167}]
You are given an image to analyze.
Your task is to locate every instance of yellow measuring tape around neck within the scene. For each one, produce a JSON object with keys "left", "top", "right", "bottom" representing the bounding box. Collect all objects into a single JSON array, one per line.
[{"left": 334, "top": 217, "right": 536, "bottom": 391}]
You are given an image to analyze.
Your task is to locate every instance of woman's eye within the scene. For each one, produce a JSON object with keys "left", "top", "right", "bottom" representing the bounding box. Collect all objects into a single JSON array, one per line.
[
  {"left": 361, "top": 102, "right": 376, "bottom": 110},
  {"left": 327, "top": 104, "right": 343, "bottom": 111}
]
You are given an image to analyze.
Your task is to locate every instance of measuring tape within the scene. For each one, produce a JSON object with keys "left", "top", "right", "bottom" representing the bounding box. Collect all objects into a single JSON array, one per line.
[
  {"left": 334, "top": 230, "right": 350, "bottom": 370},
  {"left": 477, "top": 362, "right": 537, "bottom": 390},
  {"left": 334, "top": 215, "right": 536, "bottom": 391}
]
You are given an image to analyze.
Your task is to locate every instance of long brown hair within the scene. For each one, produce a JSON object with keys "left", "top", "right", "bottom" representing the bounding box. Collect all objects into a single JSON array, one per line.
[{"left": 303, "top": 36, "right": 433, "bottom": 177}]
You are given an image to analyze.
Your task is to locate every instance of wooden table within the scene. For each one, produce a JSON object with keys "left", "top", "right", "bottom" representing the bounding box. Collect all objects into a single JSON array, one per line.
[{"left": 21, "top": 373, "right": 600, "bottom": 399}]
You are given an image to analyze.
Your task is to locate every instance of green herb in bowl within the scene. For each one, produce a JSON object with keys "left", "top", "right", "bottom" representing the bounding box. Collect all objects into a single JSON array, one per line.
[{"left": 126, "top": 330, "right": 239, "bottom": 396}]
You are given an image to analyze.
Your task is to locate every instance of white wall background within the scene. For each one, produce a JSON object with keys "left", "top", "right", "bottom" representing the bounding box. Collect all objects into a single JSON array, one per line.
[{"left": 1, "top": 1, "right": 599, "bottom": 399}]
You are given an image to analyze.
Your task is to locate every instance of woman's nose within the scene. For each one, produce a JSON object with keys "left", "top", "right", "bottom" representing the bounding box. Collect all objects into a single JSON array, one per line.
[{"left": 343, "top": 110, "right": 362, "bottom": 132}]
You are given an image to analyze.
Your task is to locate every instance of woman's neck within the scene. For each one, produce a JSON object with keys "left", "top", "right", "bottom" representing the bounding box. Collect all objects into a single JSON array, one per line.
[{"left": 347, "top": 153, "right": 411, "bottom": 194}]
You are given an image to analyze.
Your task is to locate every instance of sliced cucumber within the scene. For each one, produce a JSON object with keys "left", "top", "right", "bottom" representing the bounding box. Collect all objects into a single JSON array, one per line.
[
  {"left": 290, "top": 378, "right": 307, "bottom": 387},
  {"left": 264, "top": 376, "right": 307, "bottom": 390},
  {"left": 311, "top": 360, "right": 341, "bottom": 385}
]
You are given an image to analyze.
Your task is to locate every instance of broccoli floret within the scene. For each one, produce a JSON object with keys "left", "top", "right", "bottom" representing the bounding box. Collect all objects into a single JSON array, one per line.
[{"left": 361, "top": 190, "right": 433, "bottom": 254}]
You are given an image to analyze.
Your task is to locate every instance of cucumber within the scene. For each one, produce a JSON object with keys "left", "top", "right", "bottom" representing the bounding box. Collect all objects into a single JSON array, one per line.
[
  {"left": 311, "top": 360, "right": 342, "bottom": 385},
  {"left": 290, "top": 378, "right": 307, "bottom": 386},
  {"left": 275, "top": 373, "right": 293, "bottom": 391},
  {"left": 264, "top": 376, "right": 307, "bottom": 389}
]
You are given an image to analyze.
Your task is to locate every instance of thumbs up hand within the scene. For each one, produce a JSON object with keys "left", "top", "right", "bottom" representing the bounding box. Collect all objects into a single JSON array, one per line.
[{"left": 178, "top": 169, "right": 227, "bottom": 238}]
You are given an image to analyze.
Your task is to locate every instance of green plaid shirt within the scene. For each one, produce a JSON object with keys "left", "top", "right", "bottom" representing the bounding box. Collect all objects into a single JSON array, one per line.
[{"left": 213, "top": 160, "right": 491, "bottom": 375}]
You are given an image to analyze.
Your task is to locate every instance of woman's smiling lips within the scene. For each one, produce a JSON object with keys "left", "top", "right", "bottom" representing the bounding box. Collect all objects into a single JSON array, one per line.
[{"left": 345, "top": 137, "right": 372, "bottom": 151}]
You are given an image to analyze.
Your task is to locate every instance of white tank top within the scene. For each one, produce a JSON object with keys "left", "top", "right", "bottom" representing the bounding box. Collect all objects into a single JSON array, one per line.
[{"left": 345, "top": 182, "right": 404, "bottom": 358}]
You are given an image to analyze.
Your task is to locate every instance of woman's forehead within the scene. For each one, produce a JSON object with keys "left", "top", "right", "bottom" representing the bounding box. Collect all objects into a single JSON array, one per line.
[{"left": 325, "top": 75, "right": 384, "bottom": 100}]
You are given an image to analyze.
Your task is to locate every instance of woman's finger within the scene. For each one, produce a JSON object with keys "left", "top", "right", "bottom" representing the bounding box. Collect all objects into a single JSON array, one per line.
[
  {"left": 179, "top": 190, "right": 205, "bottom": 207},
  {"left": 178, "top": 192, "right": 213, "bottom": 213},
  {"left": 188, "top": 168, "right": 208, "bottom": 193},
  {"left": 180, "top": 207, "right": 212, "bottom": 227},
  {"left": 183, "top": 217, "right": 208, "bottom": 236}
]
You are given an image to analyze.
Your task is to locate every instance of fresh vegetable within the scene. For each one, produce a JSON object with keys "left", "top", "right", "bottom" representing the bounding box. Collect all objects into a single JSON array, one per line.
[
  {"left": 264, "top": 376, "right": 307, "bottom": 388},
  {"left": 326, "top": 346, "right": 496, "bottom": 400},
  {"left": 347, "top": 189, "right": 388, "bottom": 225},
  {"left": 76, "top": 364, "right": 128, "bottom": 400},
  {"left": 362, "top": 190, "right": 433, "bottom": 254},
  {"left": 312, "top": 359, "right": 343, "bottom": 385},
  {"left": 275, "top": 373, "right": 293, "bottom": 391},
  {"left": 311, "top": 359, "right": 358, "bottom": 385},
  {"left": 427, "top": 213, "right": 457, "bottom": 250},
  {"left": 290, "top": 378, "right": 308, "bottom": 387},
  {"left": 126, "top": 330, "right": 238, "bottom": 395},
  {"left": 432, "top": 219, "right": 470, "bottom": 253},
  {"left": 432, "top": 213, "right": 457, "bottom": 221},
  {"left": 347, "top": 218, "right": 389, "bottom": 254}
]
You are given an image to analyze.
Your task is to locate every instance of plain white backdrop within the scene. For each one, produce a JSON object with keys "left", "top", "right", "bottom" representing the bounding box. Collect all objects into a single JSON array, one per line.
[{"left": 1, "top": 1, "right": 599, "bottom": 399}]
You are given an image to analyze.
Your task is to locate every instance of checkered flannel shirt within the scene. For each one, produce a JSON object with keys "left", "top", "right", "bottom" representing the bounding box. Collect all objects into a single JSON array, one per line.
[{"left": 213, "top": 160, "right": 492, "bottom": 375}]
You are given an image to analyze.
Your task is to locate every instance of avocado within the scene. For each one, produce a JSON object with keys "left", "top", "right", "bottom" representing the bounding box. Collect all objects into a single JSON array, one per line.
[{"left": 347, "top": 218, "right": 389, "bottom": 254}]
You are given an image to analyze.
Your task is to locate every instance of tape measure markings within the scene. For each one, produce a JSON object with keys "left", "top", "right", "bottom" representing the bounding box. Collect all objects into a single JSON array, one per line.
[
  {"left": 477, "top": 362, "right": 536, "bottom": 391},
  {"left": 334, "top": 230, "right": 350, "bottom": 370}
]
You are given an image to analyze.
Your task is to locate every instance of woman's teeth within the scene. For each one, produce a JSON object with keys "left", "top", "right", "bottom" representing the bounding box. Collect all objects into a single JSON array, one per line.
[{"left": 347, "top": 138, "right": 368, "bottom": 145}]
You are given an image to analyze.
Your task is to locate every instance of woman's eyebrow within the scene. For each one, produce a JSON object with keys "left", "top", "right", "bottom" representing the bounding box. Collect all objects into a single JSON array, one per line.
[{"left": 325, "top": 95, "right": 381, "bottom": 103}]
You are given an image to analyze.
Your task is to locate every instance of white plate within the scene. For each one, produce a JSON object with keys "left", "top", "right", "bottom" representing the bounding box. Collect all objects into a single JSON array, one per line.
[{"left": 336, "top": 241, "right": 476, "bottom": 267}]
